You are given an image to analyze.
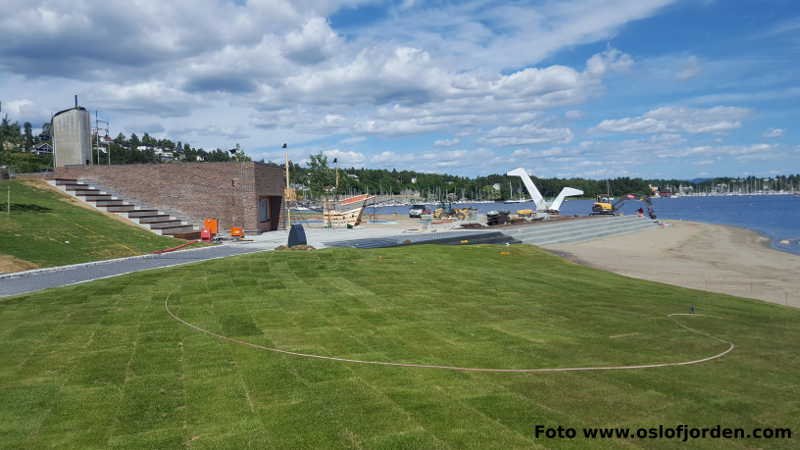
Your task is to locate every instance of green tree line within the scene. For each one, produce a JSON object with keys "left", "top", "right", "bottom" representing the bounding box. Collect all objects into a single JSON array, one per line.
[
  {"left": 0, "top": 119, "right": 249, "bottom": 172},
  {"left": 263, "top": 152, "right": 800, "bottom": 201}
]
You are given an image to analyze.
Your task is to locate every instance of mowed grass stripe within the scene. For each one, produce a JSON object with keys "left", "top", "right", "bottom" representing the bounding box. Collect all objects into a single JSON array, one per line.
[{"left": 1, "top": 244, "right": 798, "bottom": 448}]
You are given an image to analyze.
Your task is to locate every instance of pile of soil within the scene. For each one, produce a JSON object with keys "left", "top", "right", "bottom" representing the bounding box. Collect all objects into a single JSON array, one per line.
[{"left": 274, "top": 245, "right": 316, "bottom": 251}]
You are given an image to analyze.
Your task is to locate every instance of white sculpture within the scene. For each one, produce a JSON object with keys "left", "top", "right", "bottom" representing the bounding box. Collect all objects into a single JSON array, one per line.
[{"left": 507, "top": 168, "right": 583, "bottom": 213}]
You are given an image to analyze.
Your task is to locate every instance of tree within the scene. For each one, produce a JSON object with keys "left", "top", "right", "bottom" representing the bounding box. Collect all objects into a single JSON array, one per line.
[
  {"left": 306, "top": 152, "right": 335, "bottom": 197},
  {"left": 23, "top": 122, "right": 33, "bottom": 151},
  {"left": 40, "top": 122, "right": 51, "bottom": 140},
  {"left": 231, "top": 143, "right": 251, "bottom": 162},
  {"left": 481, "top": 184, "right": 501, "bottom": 200}
]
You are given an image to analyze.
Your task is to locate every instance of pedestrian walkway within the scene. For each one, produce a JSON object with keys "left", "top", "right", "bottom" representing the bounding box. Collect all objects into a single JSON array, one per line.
[{"left": 0, "top": 244, "right": 268, "bottom": 297}]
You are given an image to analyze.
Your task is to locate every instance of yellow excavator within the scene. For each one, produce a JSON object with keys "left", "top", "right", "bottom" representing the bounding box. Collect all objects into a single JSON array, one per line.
[{"left": 592, "top": 194, "right": 655, "bottom": 217}]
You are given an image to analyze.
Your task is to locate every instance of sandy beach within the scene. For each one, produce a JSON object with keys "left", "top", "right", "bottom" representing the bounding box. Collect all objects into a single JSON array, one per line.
[{"left": 545, "top": 220, "right": 800, "bottom": 308}]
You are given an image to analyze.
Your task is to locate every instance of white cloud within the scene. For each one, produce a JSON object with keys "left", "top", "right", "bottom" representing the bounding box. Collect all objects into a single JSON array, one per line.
[
  {"left": 434, "top": 138, "right": 460, "bottom": 147},
  {"left": 88, "top": 81, "right": 201, "bottom": 117},
  {"left": 283, "top": 18, "right": 341, "bottom": 65},
  {"left": 689, "top": 87, "right": 800, "bottom": 105},
  {"left": 9, "top": 0, "right": 774, "bottom": 179},
  {"left": 512, "top": 147, "right": 568, "bottom": 158},
  {"left": 340, "top": 136, "right": 366, "bottom": 144},
  {"left": 1, "top": 99, "right": 50, "bottom": 125},
  {"left": 594, "top": 106, "right": 750, "bottom": 135},
  {"left": 564, "top": 110, "right": 584, "bottom": 119},
  {"left": 479, "top": 123, "right": 573, "bottom": 147},
  {"left": 585, "top": 48, "right": 634, "bottom": 76},
  {"left": 675, "top": 55, "right": 701, "bottom": 80},
  {"left": 656, "top": 143, "right": 774, "bottom": 158},
  {"left": 763, "top": 128, "right": 785, "bottom": 138},
  {"left": 323, "top": 149, "right": 366, "bottom": 166}
]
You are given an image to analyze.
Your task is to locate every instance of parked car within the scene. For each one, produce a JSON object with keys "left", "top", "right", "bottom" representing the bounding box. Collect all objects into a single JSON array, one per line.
[{"left": 408, "top": 204, "right": 429, "bottom": 218}]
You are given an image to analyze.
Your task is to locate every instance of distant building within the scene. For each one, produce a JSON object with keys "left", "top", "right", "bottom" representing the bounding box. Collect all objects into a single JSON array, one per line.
[
  {"left": 52, "top": 106, "right": 92, "bottom": 168},
  {"left": 32, "top": 143, "right": 53, "bottom": 155}
]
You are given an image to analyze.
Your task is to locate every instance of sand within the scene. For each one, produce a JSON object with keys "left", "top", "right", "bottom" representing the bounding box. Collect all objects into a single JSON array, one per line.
[{"left": 545, "top": 220, "right": 800, "bottom": 308}]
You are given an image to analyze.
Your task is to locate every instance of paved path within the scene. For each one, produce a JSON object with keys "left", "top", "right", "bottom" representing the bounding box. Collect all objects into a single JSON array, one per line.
[
  {"left": 0, "top": 225, "right": 483, "bottom": 298},
  {"left": 0, "top": 244, "right": 270, "bottom": 298}
]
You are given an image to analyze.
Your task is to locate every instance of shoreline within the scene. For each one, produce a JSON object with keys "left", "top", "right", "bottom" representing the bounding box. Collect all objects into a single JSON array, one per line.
[{"left": 544, "top": 220, "right": 800, "bottom": 308}]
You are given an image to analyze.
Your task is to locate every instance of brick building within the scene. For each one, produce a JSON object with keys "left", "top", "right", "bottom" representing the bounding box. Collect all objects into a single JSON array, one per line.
[{"left": 55, "top": 162, "right": 285, "bottom": 233}]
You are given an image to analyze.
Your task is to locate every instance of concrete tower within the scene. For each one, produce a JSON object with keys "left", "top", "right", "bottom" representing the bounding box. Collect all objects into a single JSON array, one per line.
[{"left": 52, "top": 97, "right": 92, "bottom": 168}]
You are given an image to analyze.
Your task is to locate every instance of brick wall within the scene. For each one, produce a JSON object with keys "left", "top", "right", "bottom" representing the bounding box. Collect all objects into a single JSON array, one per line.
[{"left": 56, "top": 162, "right": 284, "bottom": 233}]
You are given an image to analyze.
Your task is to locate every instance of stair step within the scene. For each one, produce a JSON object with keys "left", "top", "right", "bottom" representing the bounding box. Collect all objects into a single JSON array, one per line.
[
  {"left": 54, "top": 181, "right": 197, "bottom": 238},
  {"left": 126, "top": 210, "right": 160, "bottom": 218},
  {"left": 137, "top": 215, "right": 172, "bottom": 223},
  {"left": 158, "top": 225, "right": 196, "bottom": 235},
  {"left": 95, "top": 200, "right": 127, "bottom": 207},
  {"left": 64, "top": 185, "right": 91, "bottom": 191},
  {"left": 106, "top": 205, "right": 138, "bottom": 212},
  {"left": 532, "top": 223, "right": 658, "bottom": 245},
  {"left": 74, "top": 190, "right": 104, "bottom": 196},
  {"left": 513, "top": 220, "right": 655, "bottom": 242},
  {"left": 506, "top": 217, "right": 659, "bottom": 246},
  {"left": 149, "top": 221, "right": 185, "bottom": 229}
]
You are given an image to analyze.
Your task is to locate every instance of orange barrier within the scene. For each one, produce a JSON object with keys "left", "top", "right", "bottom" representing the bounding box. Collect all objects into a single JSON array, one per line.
[
  {"left": 203, "top": 218, "right": 219, "bottom": 235},
  {"left": 230, "top": 227, "right": 244, "bottom": 238}
]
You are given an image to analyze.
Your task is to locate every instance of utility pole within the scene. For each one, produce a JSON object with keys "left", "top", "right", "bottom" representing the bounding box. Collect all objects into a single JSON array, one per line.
[
  {"left": 284, "top": 150, "right": 291, "bottom": 228},
  {"left": 93, "top": 111, "right": 110, "bottom": 166},
  {"left": 95, "top": 111, "right": 99, "bottom": 165}
]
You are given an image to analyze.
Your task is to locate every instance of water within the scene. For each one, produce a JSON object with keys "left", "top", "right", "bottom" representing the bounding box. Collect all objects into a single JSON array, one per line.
[{"left": 360, "top": 195, "right": 800, "bottom": 255}]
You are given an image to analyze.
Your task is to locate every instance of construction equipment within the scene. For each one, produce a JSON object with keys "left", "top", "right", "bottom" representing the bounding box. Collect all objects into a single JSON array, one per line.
[
  {"left": 230, "top": 227, "right": 245, "bottom": 238},
  {"left": 591, "top": 193, "right": 655, "bottom": 218},
  {"left": 432, "top": 200, "right": 476, "bottom": 221}
]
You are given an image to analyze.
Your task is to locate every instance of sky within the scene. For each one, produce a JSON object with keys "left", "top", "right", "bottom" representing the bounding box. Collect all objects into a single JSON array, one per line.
[{"left": 1, "top": 0, "right": 798, "bottom": 179}]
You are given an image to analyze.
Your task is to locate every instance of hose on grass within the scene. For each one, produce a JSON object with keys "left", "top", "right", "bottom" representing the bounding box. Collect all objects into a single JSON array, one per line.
[
  {"left": 152, "top": 240, "right": 199, "bottom": 254},
  {"left": 165, "top": 297, "right": 734, "bottom": 373}
]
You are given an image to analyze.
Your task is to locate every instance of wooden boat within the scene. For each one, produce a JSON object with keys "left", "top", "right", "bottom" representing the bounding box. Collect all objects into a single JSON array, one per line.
[{"left": 322, "top": 194, "right": 375, "bottom": 227}]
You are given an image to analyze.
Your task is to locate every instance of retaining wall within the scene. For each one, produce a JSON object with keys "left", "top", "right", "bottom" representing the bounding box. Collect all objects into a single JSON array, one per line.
[{"left": 55, "top": 162, "right": 284, "bottom": 233}]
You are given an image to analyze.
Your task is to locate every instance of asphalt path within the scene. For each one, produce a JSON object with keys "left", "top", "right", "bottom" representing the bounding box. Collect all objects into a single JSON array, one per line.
[
  {"left": 0, "top": 229, "right": 498, "bottom": 298},
  {"left": 0, "top": 245, "right": 267, "bottom": 298}
]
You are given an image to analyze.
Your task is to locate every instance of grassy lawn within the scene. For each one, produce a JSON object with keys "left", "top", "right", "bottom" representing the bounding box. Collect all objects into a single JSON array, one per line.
[
  {"left": 1, "top": 244, "right": 798, "bottom": 449},
  {"left": 0, "top": 180, "right": 192, "bottom": 270}
]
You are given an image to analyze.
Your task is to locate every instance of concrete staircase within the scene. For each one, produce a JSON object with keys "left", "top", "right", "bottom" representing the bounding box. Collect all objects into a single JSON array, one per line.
[
  {"left": 49, "top": 178, "right": 199, "bottom": 238},
  {"left": 503, "top": 215, "right": 659, "bottom": 246}
]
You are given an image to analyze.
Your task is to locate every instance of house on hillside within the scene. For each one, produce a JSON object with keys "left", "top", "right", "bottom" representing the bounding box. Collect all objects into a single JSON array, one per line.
[{"left": 32, "top": 143, "right": 53, "bottom": 155}]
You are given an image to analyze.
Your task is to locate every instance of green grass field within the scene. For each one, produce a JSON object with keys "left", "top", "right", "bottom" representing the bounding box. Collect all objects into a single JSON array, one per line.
[
  {"left": 1, "top": 245, "right": 798, "bottom": 449},
  {"left": 0, "top": 180, "right": 191, "bottom": 269}
]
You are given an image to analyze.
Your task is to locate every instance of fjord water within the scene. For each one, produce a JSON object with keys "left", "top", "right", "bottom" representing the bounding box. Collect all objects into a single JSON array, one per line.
[
  {"left": 370, "top": 195, "right": 800, "bottom": 255},
  {"left": 561, "top": 195, "right": 800, "bottom": 255}
]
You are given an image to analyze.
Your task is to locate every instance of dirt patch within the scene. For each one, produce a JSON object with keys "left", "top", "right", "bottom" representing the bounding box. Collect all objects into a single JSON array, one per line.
[{"left": 0, "top": 254, "right": 39, "bottom": 274}]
